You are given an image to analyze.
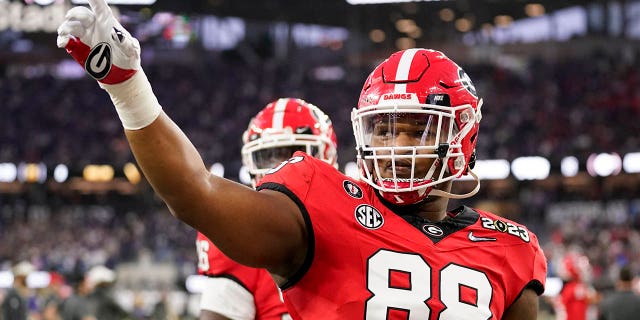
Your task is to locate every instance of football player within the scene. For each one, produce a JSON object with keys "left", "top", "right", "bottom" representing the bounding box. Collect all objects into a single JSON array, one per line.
[
  {"left": 196, "top": 98, "right": 337, "bottom": 320},
  {"left": 57, "top": 1, "right": 547, "bottom": 318},
  {"left": 556, "top": 252, "right": 598, "bottom": 320}
]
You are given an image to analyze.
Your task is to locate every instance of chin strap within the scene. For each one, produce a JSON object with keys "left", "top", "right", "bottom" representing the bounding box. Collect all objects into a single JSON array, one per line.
[{"left": 429, "top": 170, "right": 480, "bottom": 199}]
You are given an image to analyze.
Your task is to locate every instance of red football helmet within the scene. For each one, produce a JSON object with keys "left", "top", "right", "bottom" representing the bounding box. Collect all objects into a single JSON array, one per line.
[
  {"left": 558, "top": 252, "right": 592, "bottom": 282},
  {"left": 352, "top": 48, "right": 482, "bottom": 205},
  {"left": 242, "top": 98, "right": 338, "bottom": 186}
]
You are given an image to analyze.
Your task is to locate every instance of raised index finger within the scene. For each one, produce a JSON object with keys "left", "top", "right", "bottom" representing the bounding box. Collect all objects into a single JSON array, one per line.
[{"left": 87, "top": 0, "right": 112, "bottom": 22}]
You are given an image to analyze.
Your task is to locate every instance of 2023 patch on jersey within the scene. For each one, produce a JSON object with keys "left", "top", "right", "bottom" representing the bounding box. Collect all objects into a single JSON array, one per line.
[{"left": 258, "top": 152, "right": 547, "bottom": 320}]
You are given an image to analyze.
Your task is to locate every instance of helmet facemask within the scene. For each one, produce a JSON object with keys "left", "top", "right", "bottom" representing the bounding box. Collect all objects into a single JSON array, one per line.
[
  {"left": 352, "top": 48, "right": 482, "bottom": 205},
  {"left": 242, "top": 127, "right": 333, "bottom": 183},
  {"left": 241, "top": 98, "right": 338, "bottom": 187},
  {"left": 353, "top": 102, "right": 474, "bottom": 205}
]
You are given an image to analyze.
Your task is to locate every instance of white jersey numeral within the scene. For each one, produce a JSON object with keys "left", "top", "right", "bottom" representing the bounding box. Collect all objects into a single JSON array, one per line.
[
  {"left": 266, "top": 156, "right": 304, "bottom": 174},
  {"left": 366, "top": 250, "right": 494, "bottom": 320},
  {"left": 196, "top": 239, "right": 210, "bottom": 272}
]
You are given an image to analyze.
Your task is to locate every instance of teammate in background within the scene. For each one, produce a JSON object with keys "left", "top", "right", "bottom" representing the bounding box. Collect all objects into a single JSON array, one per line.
[
  {"left": 598, "top": 265, "right": 640, "bottom": 320},
  {"left": 56, "top": 1, "right": 547, "bottom": 318},
  {"left": 556, "top": 252, "right": 599, "bottom": 320},
  {"left": 195, "top": 98, "right": 337, "bottom": 320}
]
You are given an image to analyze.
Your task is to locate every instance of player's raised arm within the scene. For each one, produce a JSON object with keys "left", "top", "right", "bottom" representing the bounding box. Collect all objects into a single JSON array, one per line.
[{"left": 56, "top": 0, "right": 306, "bottom": 277}]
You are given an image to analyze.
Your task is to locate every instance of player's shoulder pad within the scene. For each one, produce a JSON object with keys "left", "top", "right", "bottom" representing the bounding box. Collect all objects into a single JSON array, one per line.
[
  {"left": 259, "top": 150, "right": 320, "bottom": 179},
  {"left": 256, "top": 151, "right": 325, "bottom": 195},
  {"left": 473, "top": 208, "right": 539, "bottom": 244}
]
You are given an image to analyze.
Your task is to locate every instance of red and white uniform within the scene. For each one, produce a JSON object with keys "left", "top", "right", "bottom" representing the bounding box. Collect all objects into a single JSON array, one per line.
[
  {"left": 554, "top": 251, "right": 595, "bottom": 320},
  {"left": 557, "top": 280, "right": 591, "bottom": 320},
  {"left": 196, "top": 233, "right": 291, "bottom": 320},
  {"left": 258, "top": 152, "right": 547, "bottom": 320}
]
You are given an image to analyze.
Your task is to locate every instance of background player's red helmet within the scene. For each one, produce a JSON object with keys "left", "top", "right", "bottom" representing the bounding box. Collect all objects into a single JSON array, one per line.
[
  {"left": 559, "top": 252, "right": 592, "bottom": 282},
  {"left": 351, "top": 48, "right": 482, "bottom": 205},
  {"left": 242, "top": 98, "right": 338, "bottom": 186}
]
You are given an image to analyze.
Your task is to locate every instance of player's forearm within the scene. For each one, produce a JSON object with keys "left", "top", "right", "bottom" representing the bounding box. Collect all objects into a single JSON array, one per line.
[
  {"left": 125, "top": 112, "right": 212, "bottom": 215},
  {"left": 56, "top": 0, "right": 306, "bottom": 274}
]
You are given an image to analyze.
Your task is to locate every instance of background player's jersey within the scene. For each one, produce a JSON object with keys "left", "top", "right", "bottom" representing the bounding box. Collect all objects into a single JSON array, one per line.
[
  {"left": 557, "top": 280, "right": 591, "bottom": 320},
  {"left": 196, "top": 233, "right": 290, "bottom": 320},
  {"left": 257, "top": 152, "right": 547, "bottom": 320}
]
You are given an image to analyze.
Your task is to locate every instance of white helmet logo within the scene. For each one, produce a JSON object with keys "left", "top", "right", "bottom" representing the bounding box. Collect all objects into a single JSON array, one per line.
[{"left": 458, "top": 68, "right": 477, "bottom": 98}]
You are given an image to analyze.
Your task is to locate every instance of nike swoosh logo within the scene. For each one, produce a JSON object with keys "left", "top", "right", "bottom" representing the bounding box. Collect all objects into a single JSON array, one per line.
[{"left": 468, "top": 231, "right": 497, "bottom": 242}]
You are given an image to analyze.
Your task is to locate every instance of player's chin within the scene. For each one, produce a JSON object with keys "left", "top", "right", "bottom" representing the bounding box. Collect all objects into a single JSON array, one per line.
[
  {"left": 424, "top": 183, "right": 448, "bottom": 201},
  {"left": 423, "top": 192, "right": 440, "bottom": 203}
]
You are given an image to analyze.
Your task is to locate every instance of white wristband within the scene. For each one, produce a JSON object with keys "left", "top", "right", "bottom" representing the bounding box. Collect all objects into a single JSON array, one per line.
[{"left": 99, "top": 70, "right": 162, "bottom": 130}]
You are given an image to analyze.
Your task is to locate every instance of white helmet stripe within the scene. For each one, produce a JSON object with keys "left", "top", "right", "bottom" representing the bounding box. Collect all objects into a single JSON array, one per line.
[
  {"left": 272, "top": 98, "right": 288, "bottom": 129},
  {"left": 393, "top": 48, "right": 420, "bottom": 94}
]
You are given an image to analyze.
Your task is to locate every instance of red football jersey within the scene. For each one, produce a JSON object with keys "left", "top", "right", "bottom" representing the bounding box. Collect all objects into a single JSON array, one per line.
[
  {"left": 196, "top": 232, "right": 290, "bottom": 320},
  {"left": 558, "top": 280, "right": 590, "bottom": 320},
  {"left": 258, "top": 152, "right": 547, "bottom": 320}
]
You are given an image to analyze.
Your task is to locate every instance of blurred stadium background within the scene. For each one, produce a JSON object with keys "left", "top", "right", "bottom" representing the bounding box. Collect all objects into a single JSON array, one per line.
[{"left": 2, "top": 0, "right": 640, "bottom": 318}]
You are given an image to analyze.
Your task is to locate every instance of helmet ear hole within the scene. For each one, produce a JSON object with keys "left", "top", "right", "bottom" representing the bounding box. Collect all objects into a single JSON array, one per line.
[
  {"left": 249, "top": 133, "right": 260, "bottom": 142},
  {"left": 295, "top": 126, "right": 313, "bottom": 134}
]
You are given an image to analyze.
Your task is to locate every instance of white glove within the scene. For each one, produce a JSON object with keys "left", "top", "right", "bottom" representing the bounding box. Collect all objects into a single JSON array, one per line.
[
  {"left": 57, "top": 0, "right": 161, "bottom": 130},
  {"left": 57, "top": 0, "right": 140, "bottom": 84}
]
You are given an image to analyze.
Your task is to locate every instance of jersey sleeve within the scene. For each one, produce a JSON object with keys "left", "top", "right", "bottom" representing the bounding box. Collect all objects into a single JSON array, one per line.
[
  {"left": 474, "top": 209, "right": 548, "bottom": 297},
  {"left": 255, "top": 151, "right": 321, "bottom": 290},
  {"left": 530, "top": 231, "right": 548, "bottom": 294},
  {"left": 510, "top": 229, "right": 547, "bottom": 297},
  {"left": 196, "top": 232, "right": 263, "bottom": 287},
  {"left": 195, "top": 232, "right": 213, "bottom": 275},
  {"left": 255, "top": 151, "right": 317, "bottom": 202},
  {"left": 197, "top": 234, "right": 290, "bottom": 320}
]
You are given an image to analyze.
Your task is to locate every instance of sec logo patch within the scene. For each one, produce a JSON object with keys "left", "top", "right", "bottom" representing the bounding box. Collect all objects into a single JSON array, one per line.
[{"left": 355, "top": 204, "right": 383, "bottom": 230}]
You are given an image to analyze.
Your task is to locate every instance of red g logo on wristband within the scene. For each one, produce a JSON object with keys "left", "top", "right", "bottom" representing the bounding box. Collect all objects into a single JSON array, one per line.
[{"left": 86, "top": 42, "right": 112, "bottom": 80}]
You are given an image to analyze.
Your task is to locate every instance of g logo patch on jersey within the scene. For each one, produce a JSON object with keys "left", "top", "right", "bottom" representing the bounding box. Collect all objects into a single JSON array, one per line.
[
  {"left": 422, "top": 224, "right": 444, "bottom": 237},
  {"left": 86, "top": 42, "right": 112, "bottom": 80},
  {"left": 343, "top": 180, "right": 363, "bottom": 199},
  {"left": 355, "top": 204, "right": 383, "bottom": 230}
]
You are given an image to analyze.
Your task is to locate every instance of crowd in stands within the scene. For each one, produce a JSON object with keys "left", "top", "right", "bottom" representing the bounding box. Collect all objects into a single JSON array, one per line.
[
  {"left": 2, "top": 45, "right": 640, "bottom": 318},
  {"left": 3, "top": 47, "right": 639, "bottom": 177},
  {"left": 0, "top": 191, "right": 195, "bottom": 286}
]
